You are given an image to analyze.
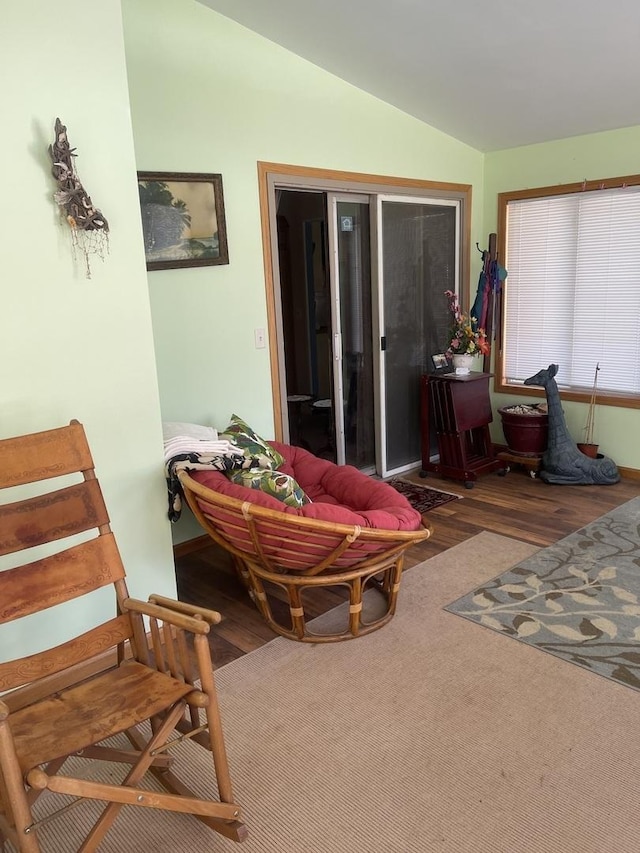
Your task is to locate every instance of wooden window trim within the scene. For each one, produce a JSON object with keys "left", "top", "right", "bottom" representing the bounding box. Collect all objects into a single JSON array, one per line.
[{"left": 495, "top": 173, "right": 640, "bottom": 410}]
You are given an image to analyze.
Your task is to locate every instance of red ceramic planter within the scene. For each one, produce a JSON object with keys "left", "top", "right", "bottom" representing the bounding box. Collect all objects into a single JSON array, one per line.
[{"left": 498, "top": 406, "right": 549, "bottom": 455}]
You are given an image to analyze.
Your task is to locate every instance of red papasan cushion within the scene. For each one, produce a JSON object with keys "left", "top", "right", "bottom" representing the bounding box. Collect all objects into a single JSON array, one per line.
[{"left": 191, "top": 441, "right": 421, "bottom": 531}]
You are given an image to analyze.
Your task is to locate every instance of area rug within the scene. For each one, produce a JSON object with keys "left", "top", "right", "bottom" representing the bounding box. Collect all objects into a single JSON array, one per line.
[
  {"left": 388, "top": 476, "right": 461, "bottom": 512},
  {"left": 446, "top": 496, "right": 640, "bottom": 692},
  {"left": 25, "top": 532, "right": 640, "bottom": 853}
]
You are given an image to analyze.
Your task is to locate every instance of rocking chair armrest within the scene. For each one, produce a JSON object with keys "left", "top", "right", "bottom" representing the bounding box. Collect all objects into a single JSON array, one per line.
[
  {"left": 0, "top": 699, "right": 9, "bottom": 721},
  {"left": 147, "top": 594, "right": 222, "bottom": 626},
  {"left": 122, "top": 598, "right": 212, "bottom": 635}
]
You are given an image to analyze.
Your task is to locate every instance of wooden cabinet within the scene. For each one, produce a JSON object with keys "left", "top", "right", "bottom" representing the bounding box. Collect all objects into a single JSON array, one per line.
[{"left": 420, "top": 372, "right": 502, "bottom": 487}]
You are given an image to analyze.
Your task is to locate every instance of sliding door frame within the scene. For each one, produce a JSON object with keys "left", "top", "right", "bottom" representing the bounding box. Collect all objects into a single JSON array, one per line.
[
  {"left": 257, "top": 162, "right": 472, "bottom": 441},
  {"left": 374, "top": 194, "right": 462, "bottom": 478}
]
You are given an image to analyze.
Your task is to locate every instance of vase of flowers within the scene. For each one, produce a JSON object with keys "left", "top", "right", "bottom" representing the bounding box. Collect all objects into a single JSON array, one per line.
[
  {"left": 444, "top": 290, "right": 490, "bottom": 374},
  {"left": 451, "top": 353, "right": 475, "bottom": 374}
]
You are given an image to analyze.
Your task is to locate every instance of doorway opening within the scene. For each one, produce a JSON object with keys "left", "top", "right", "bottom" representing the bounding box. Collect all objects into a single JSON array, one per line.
[
  {"left": 277, "top": 190, "right": 376, "bottom": 469},
  {"left": 260, "top": 164, "right": 472, "bottom": 478},
  {"left": 277, "top": 190, "right": 336, "bottom": 461}
]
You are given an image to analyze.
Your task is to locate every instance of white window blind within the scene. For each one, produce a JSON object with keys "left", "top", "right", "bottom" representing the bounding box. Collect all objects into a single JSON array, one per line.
[{"left": 504, "top": 186, "right": 640, "bottom": 395}]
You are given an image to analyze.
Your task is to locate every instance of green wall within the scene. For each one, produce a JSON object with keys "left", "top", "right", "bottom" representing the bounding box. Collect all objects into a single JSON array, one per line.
[
  {"left": 484, "top": 128, "right": 640, "bottom": 467},
  {"left": 121, "top": 0, "right": 486, "bottom": 541},
  {"left": 1, "top": 1, "right": 176, "bottom": 660}
]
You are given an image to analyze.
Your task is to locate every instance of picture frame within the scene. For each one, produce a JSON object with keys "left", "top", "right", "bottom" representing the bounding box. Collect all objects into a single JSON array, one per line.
[
  {"left": 431, "top": 352, "right": 449, "bottom": 370},
  {"left": 137, "top": 171, "right": 229, "bottom": 270}
]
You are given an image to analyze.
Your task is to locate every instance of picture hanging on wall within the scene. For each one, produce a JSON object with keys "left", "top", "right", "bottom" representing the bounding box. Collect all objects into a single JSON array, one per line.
[{"left": 137, "top": 172, "right": 229, "bottom": 270}]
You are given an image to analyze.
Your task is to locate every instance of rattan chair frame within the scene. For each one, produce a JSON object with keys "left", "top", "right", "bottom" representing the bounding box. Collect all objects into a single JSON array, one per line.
[{"left": 179, "top": 470, "right": 431, "bottom": 642}]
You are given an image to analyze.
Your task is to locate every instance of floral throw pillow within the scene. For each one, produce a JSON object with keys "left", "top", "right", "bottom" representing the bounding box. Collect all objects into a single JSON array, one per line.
[
  {"left": 220, "top": 414, "right": 285, "bottom": 470},
  {"left": 227, "top": 468, "right": 311, "bottom": 508}
]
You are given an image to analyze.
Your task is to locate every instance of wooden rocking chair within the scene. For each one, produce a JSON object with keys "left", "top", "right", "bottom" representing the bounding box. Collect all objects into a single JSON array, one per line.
[{"left": 0, "top": 420, "right": 246, "bottom": 851}]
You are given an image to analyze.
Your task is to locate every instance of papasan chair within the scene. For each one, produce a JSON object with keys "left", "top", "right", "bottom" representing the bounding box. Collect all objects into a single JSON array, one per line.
[{"left": 178, "top": 438, "right": 431, "bottom": 643}]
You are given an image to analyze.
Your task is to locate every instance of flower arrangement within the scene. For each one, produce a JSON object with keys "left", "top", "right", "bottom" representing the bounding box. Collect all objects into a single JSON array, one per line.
[{"left": 444, "top": 290, "right": 490, "bottom": 358}]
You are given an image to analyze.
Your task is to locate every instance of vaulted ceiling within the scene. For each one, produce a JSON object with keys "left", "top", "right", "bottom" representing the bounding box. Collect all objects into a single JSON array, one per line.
[{"left": 198, "top": 0, "right": 640, "bottom": 152}]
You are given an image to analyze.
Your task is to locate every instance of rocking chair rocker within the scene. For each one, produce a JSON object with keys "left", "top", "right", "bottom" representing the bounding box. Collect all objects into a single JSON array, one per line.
[{"left": 0, "top": 420, "right": 246, "bottom": 851}]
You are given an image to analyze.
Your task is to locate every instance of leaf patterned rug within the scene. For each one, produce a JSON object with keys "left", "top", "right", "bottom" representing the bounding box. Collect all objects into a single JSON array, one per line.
[{"left": 446, "top": 496, "right": 640, "bottom": 691}]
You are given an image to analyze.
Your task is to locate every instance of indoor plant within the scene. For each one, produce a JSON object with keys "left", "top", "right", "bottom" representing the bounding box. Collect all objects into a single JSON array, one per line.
[
  {"left": 444, "top": 290, "right": 490, "bottom": 373},
  {"left": 577, "top": 363, "right": 600, "bottom": 458}
]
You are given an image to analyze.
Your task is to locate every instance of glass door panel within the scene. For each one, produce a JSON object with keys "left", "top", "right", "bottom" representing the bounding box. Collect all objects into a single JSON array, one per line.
[
  {"left": 376, "top": 197, "right": 459, "bottom": 476},
  {"left": 335, "top": 201, "right": 375, "bottom": 470}
]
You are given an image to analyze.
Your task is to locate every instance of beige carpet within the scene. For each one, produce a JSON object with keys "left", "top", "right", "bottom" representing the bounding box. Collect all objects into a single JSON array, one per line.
[{"left": 20, "top": 532, "right": 640, "bottom": 852}]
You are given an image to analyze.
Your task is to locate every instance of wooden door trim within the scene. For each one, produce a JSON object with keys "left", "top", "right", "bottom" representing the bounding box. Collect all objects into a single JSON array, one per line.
[{"left": 257, "top": 161, "right": 473, "bottom": 441}]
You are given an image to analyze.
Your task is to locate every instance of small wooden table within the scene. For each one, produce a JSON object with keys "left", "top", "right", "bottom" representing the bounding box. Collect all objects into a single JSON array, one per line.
[{"left": 420, "top": 372, "right": 502, "bottom": 488}]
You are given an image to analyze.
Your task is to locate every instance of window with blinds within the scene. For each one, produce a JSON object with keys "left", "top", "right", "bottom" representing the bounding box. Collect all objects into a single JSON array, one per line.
[{"left": 500, "top": 181, "right": 640, "bottom": 399}]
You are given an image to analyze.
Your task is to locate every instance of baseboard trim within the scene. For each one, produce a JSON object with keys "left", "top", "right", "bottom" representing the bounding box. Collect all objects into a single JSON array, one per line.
[
  {"left": 617, "top": 465, "right": 640, "bottom": 481},
  {"left": 173, "top": 534, "right": 210, "bottom": 558}
]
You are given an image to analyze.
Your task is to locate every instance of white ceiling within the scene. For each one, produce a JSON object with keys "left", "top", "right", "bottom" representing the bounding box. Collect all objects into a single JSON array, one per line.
[{"left": 198, "top": 0, "right": 640, "bottom": 152}]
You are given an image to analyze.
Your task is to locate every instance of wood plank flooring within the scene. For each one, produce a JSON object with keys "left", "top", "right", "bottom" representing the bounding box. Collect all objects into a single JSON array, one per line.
[{"left": 174, "top": 468, "right": 639, "bottom": 667}]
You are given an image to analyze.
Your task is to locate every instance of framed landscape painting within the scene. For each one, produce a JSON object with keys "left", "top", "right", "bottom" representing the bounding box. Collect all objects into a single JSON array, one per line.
[{"left": 137, "top": 171, "right": 229, "bottom": 270}]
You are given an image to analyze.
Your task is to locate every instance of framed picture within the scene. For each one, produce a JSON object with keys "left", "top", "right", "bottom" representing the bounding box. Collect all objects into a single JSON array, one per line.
[
  {"left": 137, "top": 172, "right": 229, "bottom": 270},
  {"left": 431, "top": 352, "right": 449, "bottom": 370}
]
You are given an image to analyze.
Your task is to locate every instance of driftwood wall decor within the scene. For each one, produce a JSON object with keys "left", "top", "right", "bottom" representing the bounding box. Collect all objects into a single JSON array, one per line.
[{"left": 49, "top": 117, "right": 109, "bottom": 278}]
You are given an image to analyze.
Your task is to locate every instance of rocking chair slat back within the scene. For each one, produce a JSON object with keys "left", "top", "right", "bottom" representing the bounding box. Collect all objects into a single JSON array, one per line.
[
  {"left": 0, "top": 534, "right": 125, "bottom": 624},
  {"left": 0, "top": 479, "right": 110, "bottom": 557},
  {"left": 0, "top": 614, "right": 134, "bottom": 695},
  {"left": 0, "top": 421, "right": 93, "bottom": 489}
]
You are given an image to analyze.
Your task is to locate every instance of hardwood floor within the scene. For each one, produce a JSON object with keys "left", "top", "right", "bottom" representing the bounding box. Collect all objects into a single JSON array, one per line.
[{"left": 174, "top": 468, "right": 639, "bottom": 668}]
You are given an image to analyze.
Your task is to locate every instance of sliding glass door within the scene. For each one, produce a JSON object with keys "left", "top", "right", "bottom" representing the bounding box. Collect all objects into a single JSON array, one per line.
[
  {"left": 327, "top": 195, "right": 375, "bottom": 469},
  {"left": 375, "top": 196, "right": 459, "bottom": 477},
  {"left": 276, "top": 187, "right": 461, "bottom": 478}
]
